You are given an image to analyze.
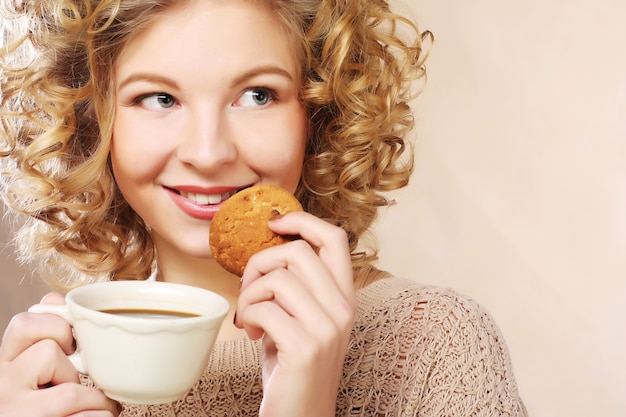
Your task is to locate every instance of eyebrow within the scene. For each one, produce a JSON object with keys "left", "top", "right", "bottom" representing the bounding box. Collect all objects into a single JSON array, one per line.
[
  {"left": 230, "top": 65, "right": 294, "bottom": 87},
  {"left": 117, "top": 65, "right": 294, "bottom": 92},
  {"left": 117, "top": 73, "right": 180, "bottom": 91}
]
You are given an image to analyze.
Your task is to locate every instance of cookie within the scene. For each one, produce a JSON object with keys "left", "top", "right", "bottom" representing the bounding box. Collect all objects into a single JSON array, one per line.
[{"left": 209, "top": 185, "right": 303, "bottom": 276}]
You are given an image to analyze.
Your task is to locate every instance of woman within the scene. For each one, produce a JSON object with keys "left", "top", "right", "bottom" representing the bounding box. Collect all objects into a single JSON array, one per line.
[{"left": 0, "top": 0, "right": 527, "bottom": 416}]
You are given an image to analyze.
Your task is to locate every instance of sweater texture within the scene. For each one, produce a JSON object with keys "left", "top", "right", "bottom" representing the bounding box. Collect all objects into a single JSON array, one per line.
[{"left": 116, "top": 277, "right": 527, "bottom": 416}]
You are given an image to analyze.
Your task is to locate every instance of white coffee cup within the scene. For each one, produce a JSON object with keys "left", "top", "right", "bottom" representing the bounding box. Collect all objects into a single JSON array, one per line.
[{"left": 28, "top": 280, "right": 229, "bottom": 404}]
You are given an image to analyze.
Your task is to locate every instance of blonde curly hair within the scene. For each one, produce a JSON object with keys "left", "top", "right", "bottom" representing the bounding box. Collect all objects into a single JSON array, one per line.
[{"left": 0, "top": 0, "right": 431, "bottom": 289}]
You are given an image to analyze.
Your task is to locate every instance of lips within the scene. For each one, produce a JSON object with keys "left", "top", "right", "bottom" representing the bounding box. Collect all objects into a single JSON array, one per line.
[{"left": 166, "top": 186, "right": 250, "bottom": 221}]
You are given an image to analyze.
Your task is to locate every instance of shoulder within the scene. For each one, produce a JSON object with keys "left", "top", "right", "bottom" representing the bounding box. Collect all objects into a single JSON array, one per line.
[
  {"left": 345, "top": 276, "right": 527, "bottom": 416},
  {"left": 355, "top": 276, "right": 510, "bottom": 354},
  {"left": 356, "top": 275, "right": 491, "bottom": 323}
]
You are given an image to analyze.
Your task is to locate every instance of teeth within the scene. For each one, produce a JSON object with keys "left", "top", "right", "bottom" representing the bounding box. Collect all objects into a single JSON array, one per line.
[
  {"left": 194, "top": 194, "right": 211, "bottom": 205},
  {"left": 207, "top": 194, "right": 222, "bottom": 204},
  {"left": 181, "top": 191, "right": 231, "bottom": 205}
]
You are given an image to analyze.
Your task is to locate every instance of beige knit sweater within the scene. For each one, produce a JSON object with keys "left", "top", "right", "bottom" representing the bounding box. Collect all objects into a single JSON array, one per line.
[{"left": 118, "top": 277, "right": 527, "bottom": 416}]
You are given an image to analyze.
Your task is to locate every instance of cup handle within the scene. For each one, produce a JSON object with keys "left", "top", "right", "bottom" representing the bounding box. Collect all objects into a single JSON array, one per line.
[{"left": 27, "top": 303, "right": 87, "bottom": 374}]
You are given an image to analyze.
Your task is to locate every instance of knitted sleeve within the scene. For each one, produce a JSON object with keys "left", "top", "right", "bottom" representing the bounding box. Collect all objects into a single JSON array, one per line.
[
  {"left": 339, "top": 278, "right": 527, "bottom": 417},
  {"left": 410, "top": 287, "right": 527, "bottom": 417}
]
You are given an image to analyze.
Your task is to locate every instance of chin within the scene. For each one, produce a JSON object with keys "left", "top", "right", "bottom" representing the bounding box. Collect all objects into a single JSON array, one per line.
[{"left": 169, "top": 237, "right": 212, "bottom": 259}]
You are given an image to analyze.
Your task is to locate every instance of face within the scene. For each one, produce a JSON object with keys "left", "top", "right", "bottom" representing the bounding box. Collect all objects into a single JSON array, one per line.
[{"left": 111, "top": 0, "right": 308, "bottom": 259}]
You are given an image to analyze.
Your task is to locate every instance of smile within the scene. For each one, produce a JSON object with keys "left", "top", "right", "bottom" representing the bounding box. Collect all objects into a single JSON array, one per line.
[{"left": 179, "top": 191, "right": 234, "bottom": 205}]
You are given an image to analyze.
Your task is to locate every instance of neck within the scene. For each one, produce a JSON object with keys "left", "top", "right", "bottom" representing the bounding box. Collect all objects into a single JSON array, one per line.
[
  {"left": 153, "top": 245, "right": 246, "bottom": 341},
  {"left": 156, "top": 256, "right": 240, "bottom": 295}
]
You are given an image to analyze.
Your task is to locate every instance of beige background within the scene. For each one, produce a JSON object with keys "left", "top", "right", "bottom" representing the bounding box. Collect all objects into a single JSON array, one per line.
[{"left": 2, "top": 0, "right": 625, "bottom": 416}]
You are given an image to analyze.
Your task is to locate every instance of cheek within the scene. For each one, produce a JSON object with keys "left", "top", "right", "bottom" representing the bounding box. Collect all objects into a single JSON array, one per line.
[
  {"left": 110, "top": 117, "right": 140, "bottom": 187},
  {"left": 287, "top": 107, "right": 309, "bottom": 183},
  {"left": 251, "top": 107, "right": 308, "bottom": 191},
  {"left": 282, "top": 110, "right": 308, "bottom": 189},
  {"left": 109, "top": 141, "right": 141, "bottom": 205},
  {"left": 110, "top": 112, "right": 170, "bottom": 185}
]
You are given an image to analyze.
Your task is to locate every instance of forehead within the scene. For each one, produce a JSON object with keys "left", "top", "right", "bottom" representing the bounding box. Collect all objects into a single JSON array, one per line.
[{"left": 113, "top": 0, "right": 301, "bottom": 77}]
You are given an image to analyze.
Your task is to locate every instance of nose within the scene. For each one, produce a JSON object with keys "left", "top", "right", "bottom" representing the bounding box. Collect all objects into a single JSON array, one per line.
[{"left": 176, "top": 108, "right": 237, "bottom": 171}]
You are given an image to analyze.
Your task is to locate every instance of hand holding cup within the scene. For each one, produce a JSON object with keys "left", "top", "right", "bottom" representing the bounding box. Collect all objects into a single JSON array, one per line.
[{"left": 28, "top": 280, "right": 229, "bottom": 405}]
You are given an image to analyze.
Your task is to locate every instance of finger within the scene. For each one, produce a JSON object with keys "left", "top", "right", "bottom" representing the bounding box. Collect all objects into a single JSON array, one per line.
[
  {"left": 69, "top": 411, "right": 119, "bottom": 417},
  {"left": 37, "top": 383, "right": 119, "bottom": 417},
  {"left": 0, "top": 312, "right": 75, "bottom": 361},
  {"left": 69, "top": 411, "right": 120, "bottom": 417},
  {"left": 243, "top": 239, "right": 332, "bottom": 292},
  {"left": 238, "top": 300, "right": 313, "bottom": 354},
  {"left": 241, "top": 240, "right": 354, "bottom": 327},
  {"left": 239, "top": 300, "right": 348, "bottom": 370},
  {"left": 12, "top": 338, "right": 81, "bottom": 387},
  {"left": 236, "top": 268, "right": 333, "bottom": 334},
  {"left": 40, "top": 292, "right": 66, "bottom": 305},
  {"left": 265, "top": 211, "right": 354, "bottom": 301}
]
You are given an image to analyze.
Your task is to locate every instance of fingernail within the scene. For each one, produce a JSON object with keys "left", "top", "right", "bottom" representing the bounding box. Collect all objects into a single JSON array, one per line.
[{"left": 268, "top": 212, "right": 284, "bottom": 221}]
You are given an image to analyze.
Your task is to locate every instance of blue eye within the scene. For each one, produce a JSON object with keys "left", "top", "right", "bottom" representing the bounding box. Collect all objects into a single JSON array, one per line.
[
  {"left": 237, "top": 87, "right": 276, "bottom": 107},
  {"left": 134, "top": 93, "right": 177, "bottom": 111}
]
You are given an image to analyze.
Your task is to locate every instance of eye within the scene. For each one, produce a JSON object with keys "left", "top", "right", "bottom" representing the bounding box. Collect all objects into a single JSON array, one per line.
[
  {"left": 133, "top": 93, "right": 177, "bottom": 111},
  {"left": 236, "top": 87, "right": 277, "bottom": 107}
]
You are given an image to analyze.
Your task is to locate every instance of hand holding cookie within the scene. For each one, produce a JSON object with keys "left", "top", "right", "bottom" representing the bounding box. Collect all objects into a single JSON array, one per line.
[
  {"left": 209, "top": 185, "right": 303, "bottom": 276},
  {"left": 210, "top": 184, "right": 356, "bottom": 417},
  {"left": 231, "top": 202, "right": 356, "bottom": 417}
]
